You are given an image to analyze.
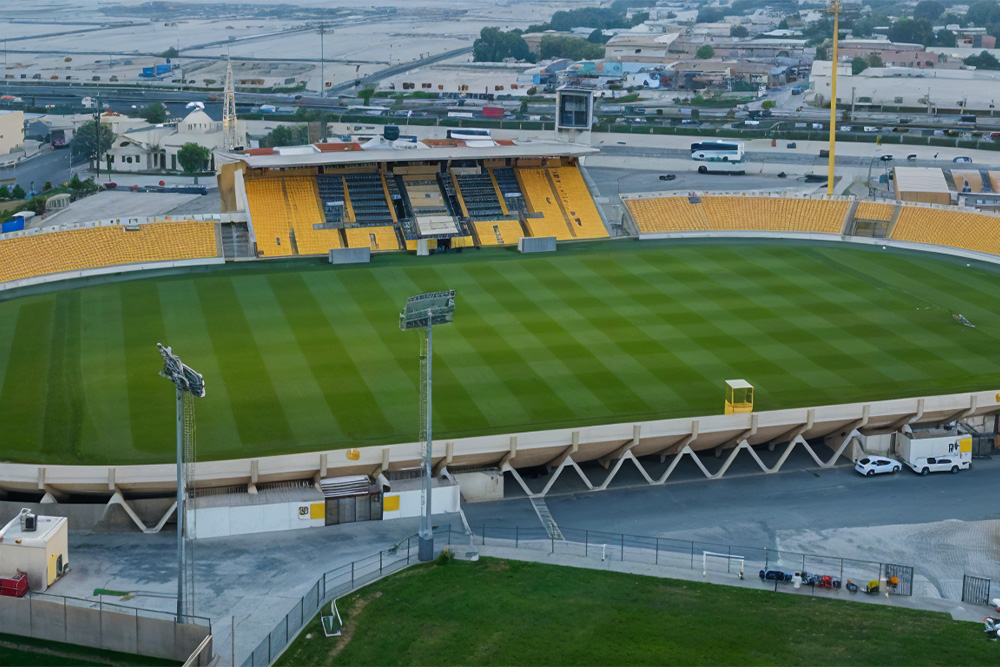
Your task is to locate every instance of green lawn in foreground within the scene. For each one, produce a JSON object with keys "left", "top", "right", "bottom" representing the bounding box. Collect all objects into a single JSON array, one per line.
[
  {"left": 277, "top": 558, "right": 993, "bottom": 666},
  {"left": 0, "top": 632, "right": 178, "bottom": 666},
  {"left": 2, "top": 240, "right": 1000, "bottom": 465}
]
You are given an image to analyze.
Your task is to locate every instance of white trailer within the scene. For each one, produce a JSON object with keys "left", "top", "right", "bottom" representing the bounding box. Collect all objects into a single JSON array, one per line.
[{"left": 897, "top": 429, "right": 972, "bottom": 474}]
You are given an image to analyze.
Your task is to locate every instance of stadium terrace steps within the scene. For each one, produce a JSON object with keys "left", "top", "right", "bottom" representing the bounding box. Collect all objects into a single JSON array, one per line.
[
  {"left": 344, "top": 225, "right": 401, "bottom": 252},
  {"left": 455, "top": 173, "right": 506, "bottom": 220},
  {"left": 854, "top": 201, "right": 895, "bottom": 221},
  {"left": 344, "top": 173, "right": 394, "bottom": 225},
  {"left": 473, "top": 220, "right": 525, "bottom": 246},
  {"left": 0, "top": 220, "right": 218, "bottom": 284},
  {"left": 246, "top": 178, "right": 294, "bottom": 256},
  {"left": 516, "top": 168, "right": 576, "bottom": 240},
  {"left": 549, "top": 167, "right": 609, "bottom": 239},
  {"left": 626, "top": 196, "right": 848, "bottom": 234},
  {"left": 624, "top": 196, "right": 710, "bottom": 233},
  {"left": 284, "top": 177, "right": 343, "bottom": 255}
]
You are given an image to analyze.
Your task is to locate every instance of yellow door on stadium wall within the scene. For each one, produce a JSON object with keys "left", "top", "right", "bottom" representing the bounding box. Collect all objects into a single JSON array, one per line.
[{"left": 725, "top": 379, "right": 754, "bottom": 414}]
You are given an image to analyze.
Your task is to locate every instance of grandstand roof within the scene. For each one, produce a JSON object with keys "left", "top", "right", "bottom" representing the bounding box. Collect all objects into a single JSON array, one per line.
[{"left": 228, "top": 140, "right": 597, "bottom": 169}]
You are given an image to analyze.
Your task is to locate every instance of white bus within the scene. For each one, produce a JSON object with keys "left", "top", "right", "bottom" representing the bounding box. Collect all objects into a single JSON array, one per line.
[
  {"left": 446, "top": 127, "right": 492, "bottom": 140},
  {"left": 690, "top": 140, "right": 745, "bottom": 163}
]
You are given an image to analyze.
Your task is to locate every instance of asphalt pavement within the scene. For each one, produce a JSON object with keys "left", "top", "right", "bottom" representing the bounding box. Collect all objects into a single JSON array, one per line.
[{"left": 0, "top": 147, "right": 83, "bottom": 194}]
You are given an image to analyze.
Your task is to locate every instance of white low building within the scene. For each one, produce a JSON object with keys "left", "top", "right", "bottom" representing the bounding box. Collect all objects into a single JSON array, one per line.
[
  {"left": 808, "top": 60, "right": 1000, "bottom": 111},
  {"left": 0, "top": 110, "right": 24, "bottom": 157},
  {"left": 106, "top": 109, "right": 245, "bottom": 173}
]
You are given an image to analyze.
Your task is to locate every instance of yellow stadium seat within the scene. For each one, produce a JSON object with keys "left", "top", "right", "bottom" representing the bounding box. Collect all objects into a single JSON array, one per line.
[
  {"left": 516, "top": 168, "right": 575, "bottom": 240},
  {"left": 344, "top": 225, "right": 401, "bottom": 251},
  {"left": 474, "top": 220, "right": 524, "bottom": 246},
  {"left": 854, "top": 201, "right": 895, "bottom": 221},
  {"left": 626, "top": 196, "right": 848, "bottom": 234},
  {"left": 625, "top": 197, "right": 710, "bottom": 233},
  {"left": 891, "top": 205, "right": 1000, "bottom": 254},
  {"left": 283, "top": 177, "right": 343, "bottom": 255},
  {"left": 1, "top": 220, "right": 218, "bottom": 284},
  {"left": 245, "top": 178, "right": 293, "bottom": 257},
  {"left": 548, "top": 167, "right": 608, "bottom": 239}
]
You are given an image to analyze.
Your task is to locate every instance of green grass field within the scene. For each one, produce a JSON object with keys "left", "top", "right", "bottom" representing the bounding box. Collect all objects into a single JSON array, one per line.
[
  {"left": 2, "top": 240, "right": 999, "bottom": 466},
  {"left": 277, "top": 558, "right": 994, "bottom": 666}
]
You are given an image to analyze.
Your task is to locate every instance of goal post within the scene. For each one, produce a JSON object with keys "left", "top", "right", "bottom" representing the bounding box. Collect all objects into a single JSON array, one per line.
[{"left": 702, "top": 550, "right": 745, "bottom": 579}]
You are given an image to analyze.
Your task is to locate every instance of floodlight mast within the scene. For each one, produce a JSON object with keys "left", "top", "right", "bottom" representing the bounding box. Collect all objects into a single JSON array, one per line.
[
  {"left": 157, "top": 343, "right": 205, "bottom": 622},
  {"left": 399, "top": 291, "right": 455, "bottom": 562}
]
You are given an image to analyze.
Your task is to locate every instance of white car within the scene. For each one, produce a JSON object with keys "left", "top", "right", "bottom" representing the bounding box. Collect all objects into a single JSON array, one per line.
[
  {"left": 855, "top": 457, "right": 900, "bottom": 476},
  {"left": 911, "top": 457, "right": 970, "bottom": 476}
]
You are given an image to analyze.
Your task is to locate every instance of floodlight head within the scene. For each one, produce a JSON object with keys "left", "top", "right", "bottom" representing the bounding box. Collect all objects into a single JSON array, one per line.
[
  {"left": 157, "top": 343, "right": 206, "bottom": 398},
  {"left": 400, "top": 290, "right": 456, "bottom": 331}
]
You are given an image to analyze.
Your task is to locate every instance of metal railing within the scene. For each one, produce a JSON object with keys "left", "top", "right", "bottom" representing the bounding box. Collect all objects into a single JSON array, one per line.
[{"left": 240, "top": 525, "right": 453, "bottom": 667}]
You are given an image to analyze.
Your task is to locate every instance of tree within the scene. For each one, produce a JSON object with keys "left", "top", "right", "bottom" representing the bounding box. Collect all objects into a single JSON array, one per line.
[
  {"left": 730, "top": 25, "right": 749, "bottom": 38},
  {"left": 11, "top": 184, "right": 25, "bottom": 200},
  {"left": 696, "top": 45, "right": 715, "bottom": 59},
  {"left": 913, "top": 0, "right": 945, "bottom": 21},
  {"left": 160, "top": 46, "right": 179, "bottom": 59},
  {"left": 587, "top": 29, "right": 605, "bottom": 43},
  {"left": 965, "top": 0, "right": 1000, "bottom": 27},
  {"left": 852, "top": 56, "right": 869, "bottom": 74},
  {"left": 540, "top": 35, "right": 604, "bottom": 60},
  {"left": 964, "top": 50, "right": 1000, "bottom": 69},
  {"left": 778, "top": 18, "right": 790, "bottom": 29},
  {"left": 68, "top": 173, "right": 83, "bottom": 190},
  {"left": 867, "top": 53, "right": 884, "bottom": 68},
  {"left": 888, "top": 18, "right": 934, "bottom": 46},
  {"left": 0, "top": 185, "right": 9, "bottom": 199},
  {"left": 359, "top": 87, "right": 376, "bottom": 105},
  {"left": 816, "top": 45, "right": 828, "bottom": 60},
  {"left": 936, "top": 28, "right": 957, "bottom": 46},
  {"left": 140, "top": 102, "right": 167, "bottom": 124},
  {"left": 473, "top": 27, "right": 529, "bottom": 62},
  {"left": 259, "top": 124, "right": 309, "bottom": 148},
  {"left": 176, "top": 142, "right": 211, "bottom": 174},
  {"left": 71, "top": 120, "right": 114, "bottom": 161},
  {"left": 761, "top": 100, "right": 776, "bottom": 110}
]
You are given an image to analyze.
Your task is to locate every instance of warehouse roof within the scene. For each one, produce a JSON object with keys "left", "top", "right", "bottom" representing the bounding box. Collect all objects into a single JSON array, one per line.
[{"left": 893, "top": 166, "right": 950, "bottom": 194}]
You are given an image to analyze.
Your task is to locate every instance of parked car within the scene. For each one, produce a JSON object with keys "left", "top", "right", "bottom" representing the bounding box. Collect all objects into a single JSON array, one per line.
[
  {"left": 953, "top": 156, "right": 973, "bottom": 163},
  {"left": 879, "top": 154, "right": 894, "bottom": 161},
  {"left": 912, "top": 456, "right": 970, "bottom": 475},
  {"left": 659, "top": 174, "right": 676, "bottom": 181},
  {"left": 907, "top": 154, "right": 918, "bottom": 161},
  {"left": 102, "top": 182, "right": 118, "bottom": 190},
  {"left": 787, "top": 142, "right": 797, "bottom": 148},
  {"left": 855, "top": 457, "right": 900, "bottom": 476}
]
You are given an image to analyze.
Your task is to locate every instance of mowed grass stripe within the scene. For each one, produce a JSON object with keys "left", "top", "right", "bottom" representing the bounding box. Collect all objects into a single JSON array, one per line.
[
  {"left": 711, "top": 248, "right": 913, "bottom": 386},
  {"left": 195, "top": 277, "right": 294, "bottom": 448},
  {"left": 436, "top": 263, "right": 611, "bottom": 421},
  {"left": 157, "top": 279, "right": 244, "bottom": 460},
  {"left": 739, "top": 247, "right": 965, "bottom": 383},
  {"left": 266, "top": 271, "right": 395, "bottom": 443},
  {"left": 78, "top": 288, "right": 133, "bottom": 462},
  {"left": 525, "top": 256, "right": 699, "bottom": 409},
  {"left": 234, "top": 275, "right": 342, "bottom": 447},
  {"left": 683, "top": 250, "right": 895, "bottom": 390},
  {"left": 0, "top": 299, "right": 54, "bottom": 457},
  {"left": 410, "top": 263, "right": 578, "bottom": 426},
  {"left": 301, "top": 271, "right": 416, "bottom": 437},
  {"left": 0, "top": 299, "right": 21, "bottom": 398},
  {"left": 777, "top": 250, "right": 986, "bottom": 382},
  {"left": 119, "top": 281, "right": 172, "bottom": 455},
  {"left": 467, "top": 261, "right": 658, "bottom": 419},
  {"left": 40, "top": 291, "right": 87, "bottom": 459}
]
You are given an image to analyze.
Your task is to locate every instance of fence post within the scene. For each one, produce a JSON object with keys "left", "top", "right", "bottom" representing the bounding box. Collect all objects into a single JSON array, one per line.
[
  {"left": 728, "top": 546, "right": 732, "bottom": 573},
  {"left": 655, "top": 537, "right": 659, "bottom": 565},
  {"left": 380, "top": 550, "right": 383, "bottom": 575},
  {"left": 516, "top": 525, "right": 519, "bottom": 548},
  {"left": 551, "top": 533, "right": 554, "bottom": 555},
  {"left": 351, "top": 561, "right": 355, "bottom": 589},
  {"left": 407, "top": 536, "right": 411, "bottom": 564},
  {"left": 840, "top": 558, "right": 844, "bottom": 585},
  {"left": 690, "top": 542, "right": 694, "bottom": 569},
  {"left": 621, "top": 534, "right": 624, "bottom": 561},
  {"left": 585, "top": 530, "right": 589, "bottom": 558},
  {"left": 801, "top": 554, "right": 806, "bottom": 573}
]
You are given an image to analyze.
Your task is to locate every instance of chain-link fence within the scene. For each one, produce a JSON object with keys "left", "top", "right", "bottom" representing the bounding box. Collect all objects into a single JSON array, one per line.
[
  {"left": 472, "top": 524, "right": 912, "bottom": 599},
  {"left": 240, "top": 525, "right": 453, "bottom": 667}
]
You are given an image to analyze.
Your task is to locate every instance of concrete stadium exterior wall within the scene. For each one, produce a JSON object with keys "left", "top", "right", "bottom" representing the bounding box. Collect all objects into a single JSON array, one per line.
[{"left": 1, "top": 389, "right": 996, "bottom": 497}]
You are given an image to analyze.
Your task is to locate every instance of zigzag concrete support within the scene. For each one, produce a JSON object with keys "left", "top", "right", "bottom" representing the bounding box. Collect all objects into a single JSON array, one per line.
[
  {"left": 107, "top": 491, "right": 177, "bottom": 534},
  {"left": 597, "top": 450, "right": 654, "bottom": 490}
]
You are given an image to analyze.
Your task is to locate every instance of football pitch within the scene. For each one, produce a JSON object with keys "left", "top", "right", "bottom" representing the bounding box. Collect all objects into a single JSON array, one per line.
[{"left": 1, "top": 240, "right": 998, "bottom": 466}]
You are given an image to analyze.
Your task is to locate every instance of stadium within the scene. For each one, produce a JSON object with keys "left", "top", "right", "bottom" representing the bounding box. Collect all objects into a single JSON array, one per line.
[{"left": 1, "top": 131, "right": 1000, "bottom": 508}]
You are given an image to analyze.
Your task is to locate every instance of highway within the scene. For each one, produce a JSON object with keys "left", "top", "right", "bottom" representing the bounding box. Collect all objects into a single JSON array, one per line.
[{"left": 0, "top": 148, "right": 83, "bottom": 194}]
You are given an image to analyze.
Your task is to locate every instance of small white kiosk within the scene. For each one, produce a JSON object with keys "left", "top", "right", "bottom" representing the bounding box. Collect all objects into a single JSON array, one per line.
[{"left": 0, "top": 509, "right": 69, "bottom": 593}]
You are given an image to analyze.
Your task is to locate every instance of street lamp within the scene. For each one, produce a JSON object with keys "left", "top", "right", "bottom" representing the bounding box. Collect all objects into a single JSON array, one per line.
[
  {"left": 157, "top": 343, "right": 206, "bottom": 621},
  {"left": 399, "top": 290, "right": 456, "bottom": 562}
]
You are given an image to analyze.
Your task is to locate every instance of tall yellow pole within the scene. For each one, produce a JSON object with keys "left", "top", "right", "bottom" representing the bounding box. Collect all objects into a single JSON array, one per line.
[{"left": 827, "top": 0, "right": 839, "bottom": 195}]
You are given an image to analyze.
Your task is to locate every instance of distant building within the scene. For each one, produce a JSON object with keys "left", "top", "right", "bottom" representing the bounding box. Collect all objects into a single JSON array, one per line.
[
  {"left": 521, "top": 31, "right": 580, "bottom": 55},
  {"left": 105, "top": 109, "right": 244, "bottom": 173},
  {"left": 838, "top": 40, "right": 946, "bottom": 69},
  {"left": 0, "top": 110, "right": 24, "bottom": 156},
  {"left": 808, "top": 60, "right": 1000, "bottom": 112}
]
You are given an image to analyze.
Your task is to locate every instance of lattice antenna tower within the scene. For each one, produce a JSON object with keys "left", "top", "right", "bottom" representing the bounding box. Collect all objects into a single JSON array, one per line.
[{"left": 223, "top": 56, "right": 238, "bottom": 150}]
